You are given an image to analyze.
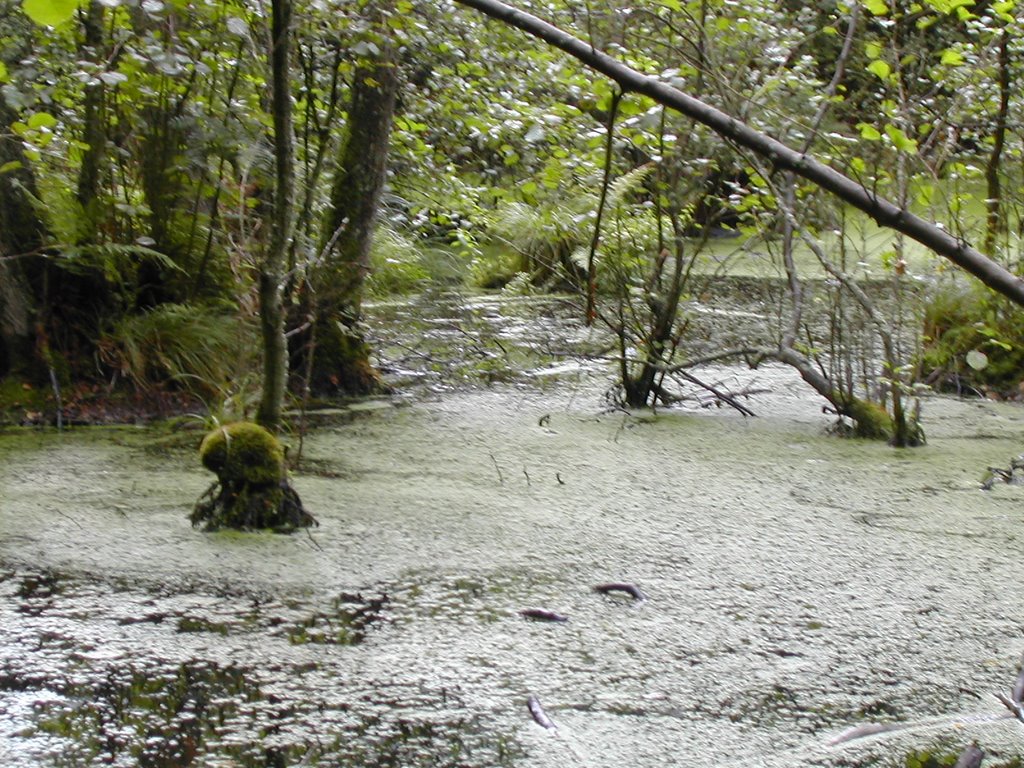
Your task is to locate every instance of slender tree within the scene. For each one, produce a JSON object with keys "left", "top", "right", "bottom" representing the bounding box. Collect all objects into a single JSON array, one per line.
[
  {"left": 76, "top": 0, "right": 106, "bottom": 221},
  {"left": 256, "top": 0, "right": 297, "bottom": 432}
]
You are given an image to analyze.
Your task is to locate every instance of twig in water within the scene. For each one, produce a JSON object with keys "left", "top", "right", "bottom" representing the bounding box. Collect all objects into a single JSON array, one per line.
[
  {"left": 593, "top": 582, "right": 647, "bottom": 601},
  {"left": 673, "top": 368, "right": 757, "bottom": 417},
  {"left": 1011, "top": 652, "right": 1024, "bottom": 703},
  {"left": 997, "top": 692, "right": 1024, "bottom": 723},
  {"left": 489, "top": 452, "right": 504, "bottom": 484},
  {"left": 304, "top": 527, "right": 323, "bottom": 551},
  {"left": 520, "top": 608, "right": 569, "bottom": 623},
  {"left": 49, "top": 366, "right": 63, "bottom": 432},
  {"left": 556, "top": 472, "right": 565, "bottom": 485},
  {"left": 828, "top": 721, "right": 912, "bottom": 746},
  {"left": 523, "top": 466, "right": 531, "bottom": 486},
  {"left": 527, "top": 694, "right": 557, "bottom": 729},
  {"left": 50, "top": 506, "right": 83, "bottom": 529}
]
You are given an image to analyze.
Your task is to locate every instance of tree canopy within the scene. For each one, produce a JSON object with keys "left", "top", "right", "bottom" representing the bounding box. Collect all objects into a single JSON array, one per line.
[{"left": 3, "top": 0, "right": 1024, "bottom": 435}]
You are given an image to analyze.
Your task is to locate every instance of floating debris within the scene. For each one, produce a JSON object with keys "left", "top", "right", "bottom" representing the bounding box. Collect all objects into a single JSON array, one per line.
[
  {"left": 519, "top": 608, "right": 569, "bottom": 623},
  {"left": 593, "top": 582, "right": 647, "bottom": 601},
  {"left": 526, "top": 694, "right": 556, "bottom": 729}
]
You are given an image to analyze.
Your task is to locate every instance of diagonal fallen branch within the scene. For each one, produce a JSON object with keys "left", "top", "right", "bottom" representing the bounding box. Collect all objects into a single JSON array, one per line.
[{"left": 453, "top": 0, "right": 1024, "bottom": 307}]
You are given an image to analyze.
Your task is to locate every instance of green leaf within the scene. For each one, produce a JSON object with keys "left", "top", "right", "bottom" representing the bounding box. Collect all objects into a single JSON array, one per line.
[
  {"left": 0, "top": 62, "right": 7, "bottom": 83},
  {"left": 866, "top": 60, "right": 891, "bottom": 80},
  {"left": 0, "top": 160, "right": 22, "bottom": 175},
  {"left": 915, "top": 183, "right": 934, "bottom": 207},
  {"left": 864, "top": 0, "right": 889, "bottom": 15},
  {"left": 965, "top": 349, "right": 988, "bottom": 370},
  {"left": 21, "top": 0, "right": 80, "bottom": 26},
  {"left": 940, "top": 49, "right": 964, "bottom": 66},
  {"left": 992, "top": 0, "right": 1015, "bottom": 20},
  {"left": 885, "top": 124, "right": 918, "bottom": 153},
  {"left": 857, "top": 123, "right": 882, "bottom": 140},
  {"left": 26, "top": 111, "right": 57, "bottom": 130}
]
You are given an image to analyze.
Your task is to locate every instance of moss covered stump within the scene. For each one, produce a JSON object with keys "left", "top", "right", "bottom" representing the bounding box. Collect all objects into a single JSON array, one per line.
[{"left": 191, "top": 422, "right": 317, "bottom": 532}]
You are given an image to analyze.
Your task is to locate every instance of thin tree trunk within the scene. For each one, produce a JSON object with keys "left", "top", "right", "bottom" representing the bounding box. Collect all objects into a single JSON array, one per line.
[
  {"left": 984, "top": 27, "right": 1010, "bottom": 257},
  {"left": 306, "top": 26, "right": 398, "bottom": 395},
  {"left": 453, "top": 0, "right": 1024, "bottom": 306},
  {"left": 256, "top": 0, "right": 296, "bottom": 432},
  {"left": 77, "top": 0, "right": 106, "bottom": 220}
]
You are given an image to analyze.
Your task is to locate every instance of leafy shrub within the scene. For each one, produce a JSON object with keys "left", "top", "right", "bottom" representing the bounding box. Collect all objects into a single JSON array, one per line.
[
  {"left": 920, "top": 284, "right": 1024, "bottom": 395},
  {"left": 366, "top": 226, "right": 461, "bottom": 296}
]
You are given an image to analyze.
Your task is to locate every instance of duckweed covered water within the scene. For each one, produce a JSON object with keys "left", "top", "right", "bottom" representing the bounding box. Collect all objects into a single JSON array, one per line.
[{"left": 2, "top": 293, "right": 1024, "bottom": 767}]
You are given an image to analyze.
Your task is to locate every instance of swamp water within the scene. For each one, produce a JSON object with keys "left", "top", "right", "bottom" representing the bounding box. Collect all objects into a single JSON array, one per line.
[{"left": 2, "top": 292, "right": 1024, "bottom": 767}]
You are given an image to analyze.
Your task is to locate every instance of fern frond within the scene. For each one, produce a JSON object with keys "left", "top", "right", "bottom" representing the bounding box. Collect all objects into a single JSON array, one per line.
[{"left": 607, "top": 163, "right": 655, "bottom": 211}]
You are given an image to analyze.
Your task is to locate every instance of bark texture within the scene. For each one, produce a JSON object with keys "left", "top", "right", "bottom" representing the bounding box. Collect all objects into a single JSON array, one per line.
[
  {"left": 256, "top": 0, "right": 296, "bottom": 432},
  {"left": 305, "top": 38, "right": 398, "bottom": 395}
]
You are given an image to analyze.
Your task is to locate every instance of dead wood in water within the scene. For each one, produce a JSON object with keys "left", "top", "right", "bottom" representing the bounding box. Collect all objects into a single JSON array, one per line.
[
  {"left": 520, "top": 608, "right": 569, "bottom": 622},
  {"left": 527, "top": 694, "right": 557, "bottom": 729},
  {"left": 191, "top": 478, "right": 317, "bottom": 532},
  {"left": 1012, "top": 653, "right": 1024, "bottom": 704},
  {"left": 593, "top": 582, "right": 647, "bottom": 601}
]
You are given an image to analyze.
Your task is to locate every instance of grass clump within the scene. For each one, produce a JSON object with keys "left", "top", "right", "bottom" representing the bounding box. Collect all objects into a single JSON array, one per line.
[{"left": 920, "top": 284, "right": 1024, "bottom": 397}]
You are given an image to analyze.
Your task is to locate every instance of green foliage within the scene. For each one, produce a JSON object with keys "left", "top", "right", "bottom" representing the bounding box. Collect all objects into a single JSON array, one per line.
[
  {"left": 905, "top": 748, "right": 1022, "bottom": 768},
  {"left": 21, "top": 0, "right": 80, "bottom": 27},
  {"left": 366, "top": 225, "right": 458, "bottom": 296},
  {"left": 474, "top": 194, "right": 593, "bottom": 289},
  {"left": 20, "top": 172, "right": 91, "bottom": 245},
  {"left": 920, "top": 284, "right": 1024, "bottom": 395},
  {"left": 98, "top": 303, "right": 254, "bottom": 397}
]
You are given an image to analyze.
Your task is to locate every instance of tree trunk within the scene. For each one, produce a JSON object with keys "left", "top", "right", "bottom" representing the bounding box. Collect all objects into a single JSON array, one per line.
[
  {"left": 453, "top": 0, "right": 1024, "bottom": 307},
  {"left": 984, "top": 27, "right": 1010, "bottom": 258},
  {"left": 256, "top": 0, "right": 296, "bottom": 433},
  {"left": 0, "top": 90, "right": 44, "bottom": 377},
  {"left": 77, "top": 0, "right": 106, "bottom": 222},
  {"left": 305, "top": 34, "right": 398, "bottom": 396}
]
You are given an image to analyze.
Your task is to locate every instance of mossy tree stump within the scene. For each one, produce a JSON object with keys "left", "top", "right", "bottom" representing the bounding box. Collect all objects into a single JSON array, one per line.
[{"left": 191, "top": 422, "right": 316, "bottom": 532}]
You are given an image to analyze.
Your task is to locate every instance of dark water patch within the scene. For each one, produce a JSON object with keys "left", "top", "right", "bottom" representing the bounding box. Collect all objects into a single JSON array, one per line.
[
  {"left": 33, "top": 660, "right": 257, "bottom": 767},
  {"left": 286, "top": 591, "right": 389, "bottom": 645},
  {"left": 0, "top": 568, "right": 527, "bottom": 767}
]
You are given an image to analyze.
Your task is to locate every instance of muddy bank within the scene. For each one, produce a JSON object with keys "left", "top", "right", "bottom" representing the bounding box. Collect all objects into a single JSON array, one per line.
[{"left": 2, "top": 368, "right": 1024, "bottom": 766}]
